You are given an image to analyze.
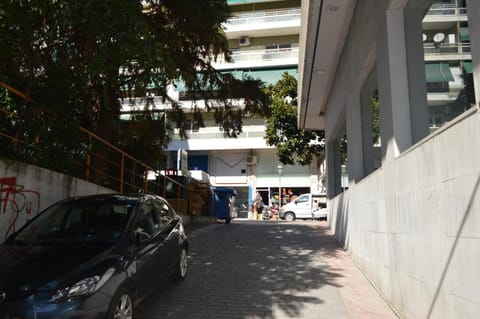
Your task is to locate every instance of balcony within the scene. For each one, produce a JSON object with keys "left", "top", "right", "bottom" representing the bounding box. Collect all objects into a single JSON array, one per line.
[
  {"left": 167, "top": 125, "right": 271, "bottom": 151},
  {"left": 424, "top": 42, "right": 472, "bottom": 61},
  {"left": 213, "top": 46, "right": 299, "bottom": 69},
  {"left": 171, "top": 128, "right": 266, "bottom": 141},
  {"left": 427, "top": 3, "right": 467, "bottom": 16},
  {"left": 423, "top": 3, "right": 467, "bottom": 24},
  {"left": 224, "top": 8, "right": 301, "bottom": 38}
]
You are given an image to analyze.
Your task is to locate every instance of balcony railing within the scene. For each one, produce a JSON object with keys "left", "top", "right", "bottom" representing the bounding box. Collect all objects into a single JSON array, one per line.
[
  {"left": 426, "top": 4, "right": 467, "bottom": 17},
  {"left": 171, "top": 128, "right": 266, "bottom": 141},
  {"left": 424, "top": 42, "right": 471, "bottom": 55},
  {"left": 226, "top": 8, "right": 301, "bottom": 26},
  {"left": 213, "top": 46, "right": 299, "bottom": 67},
  {"left": 232, "top": 47, "right": 298, "bottom": 63}
]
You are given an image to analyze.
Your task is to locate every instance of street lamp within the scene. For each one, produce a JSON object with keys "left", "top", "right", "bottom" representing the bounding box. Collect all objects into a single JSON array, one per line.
[{"left": 277, "top": 164, "right": 283, "bottom": 207}]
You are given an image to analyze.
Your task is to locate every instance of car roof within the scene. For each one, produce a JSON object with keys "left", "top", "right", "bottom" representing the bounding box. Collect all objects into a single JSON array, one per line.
[{"left": 67, "top": 193, "right": 160, "bottom": 203}]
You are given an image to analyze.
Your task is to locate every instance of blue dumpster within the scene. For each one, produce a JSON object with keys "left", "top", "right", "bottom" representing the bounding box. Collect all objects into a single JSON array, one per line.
[{"left": 208, "top": 187, "right": 236, "bottom": 224}]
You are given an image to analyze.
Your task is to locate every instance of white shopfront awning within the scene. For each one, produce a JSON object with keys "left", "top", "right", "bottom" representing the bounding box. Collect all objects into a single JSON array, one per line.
[{"left": 255, "top": 175, "right": 311, "bottom": 188}]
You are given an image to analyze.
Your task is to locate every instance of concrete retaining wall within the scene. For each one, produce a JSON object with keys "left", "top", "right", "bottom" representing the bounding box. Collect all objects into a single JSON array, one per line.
[
  {"left": 0, "top": 157, "right": 214, "bottom": 244},
  {"left": 329, "top": 109, "right": 480, "bottom": 318},
  {"left": 0, "top": 157, "right": 114, "bottom": 243}
]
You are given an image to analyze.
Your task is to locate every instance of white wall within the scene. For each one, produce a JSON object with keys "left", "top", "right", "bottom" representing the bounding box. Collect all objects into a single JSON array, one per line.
[
  {"left": 0, "top": 158, "right": 114, "bottom": 243},
  {"left": 329, "top": 109, "right": 480, "bottom": 319}
]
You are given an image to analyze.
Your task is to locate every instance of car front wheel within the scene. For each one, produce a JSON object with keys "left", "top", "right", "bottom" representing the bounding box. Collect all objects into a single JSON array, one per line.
[
  {"left": 284, "top": 212, "right": 295, "bottom": 222},
  {"left": 109, "top": 288, "right": 133, "bottom": 319},
  {"left": 171, "top": 247, "right": 188, "bottom": 281}
]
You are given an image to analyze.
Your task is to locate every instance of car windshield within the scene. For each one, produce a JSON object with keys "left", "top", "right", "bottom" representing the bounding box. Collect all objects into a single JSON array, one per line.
[{"left": 12, "top": 196, "right": 140, "bottom": 245}]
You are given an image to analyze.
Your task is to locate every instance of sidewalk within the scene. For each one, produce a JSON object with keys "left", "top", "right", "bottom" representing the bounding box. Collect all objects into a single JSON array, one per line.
[
  {"left": 136, "top": 219, "right": 398, "bottom": 319},
  {"left": 311, "top": 222, "right": 398, "bottom": 319}
]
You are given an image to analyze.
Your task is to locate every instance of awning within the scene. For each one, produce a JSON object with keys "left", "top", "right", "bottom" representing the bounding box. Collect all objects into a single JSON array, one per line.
[
  {"left": 463, "top": 62, "right": 473, "bottom": 74},
  {"left": 459, "top": 27, "right": 470, "bottom": 42},
  {"left": 425, "top": 63, "right": 454, "bottom": 83}
]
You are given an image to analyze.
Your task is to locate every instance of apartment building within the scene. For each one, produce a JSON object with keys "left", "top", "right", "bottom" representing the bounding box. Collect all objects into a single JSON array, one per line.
[
  {"left": 162, "top": 0, "right": 322, "bottom": 207},
  {"left": 423, "top": 0, "right": 473, "bottom": 130}
]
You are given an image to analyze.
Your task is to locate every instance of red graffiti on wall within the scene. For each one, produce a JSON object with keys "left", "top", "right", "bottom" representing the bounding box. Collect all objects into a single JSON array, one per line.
[{"left": 0, "top": 177, "right": 41, "bottom": 240}]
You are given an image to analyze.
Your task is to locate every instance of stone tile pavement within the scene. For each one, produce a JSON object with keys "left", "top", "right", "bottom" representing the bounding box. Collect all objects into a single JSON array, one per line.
[{"left": 135, "top": 219, "right": 398, "bottom": 319}]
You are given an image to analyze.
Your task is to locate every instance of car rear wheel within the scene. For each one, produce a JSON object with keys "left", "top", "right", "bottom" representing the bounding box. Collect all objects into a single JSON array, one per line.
[
  {"left": 284, "top": 212, "right": 295, "bottom": 222},
  {"left": 109, "top": 289, "right": 133, "bottom": 319},
  {"left": 171, "top": 247, "right": 188, "bottom": 281}
]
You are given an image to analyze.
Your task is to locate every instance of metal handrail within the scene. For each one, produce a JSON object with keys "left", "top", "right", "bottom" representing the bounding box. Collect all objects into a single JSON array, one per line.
[
  {"left": 0, "top": 83, "right": 214, "bottom": 215},
  {"left": 426, "top": 6, "right": 467, "bottom": 17},
  {"left": 424, "top": 42, "right": 471, "bottom": 55}
]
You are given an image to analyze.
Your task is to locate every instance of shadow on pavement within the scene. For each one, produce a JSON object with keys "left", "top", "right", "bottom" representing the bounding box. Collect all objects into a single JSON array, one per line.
[{"left": 136, "top": 220, "right": 346, "bottom": 319}]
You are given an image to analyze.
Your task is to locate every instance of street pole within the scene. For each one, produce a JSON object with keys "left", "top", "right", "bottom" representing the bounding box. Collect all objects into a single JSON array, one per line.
[{"left": 277, "top": 164, "right": 283, "bottom": 207}]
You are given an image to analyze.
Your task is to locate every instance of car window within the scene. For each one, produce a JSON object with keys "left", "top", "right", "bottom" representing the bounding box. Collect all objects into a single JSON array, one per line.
[
  {"left": 295, "top": 195, "right": 309, "bottom": 203},
  {"left": 152, "top": 199, "right": 176, "bottom": 226},
  {"left": 13, "top": 197, "right": 136, "bottom": 245},
  {"left": 134, "top": 203, "right": 159, "bottom": 241}
]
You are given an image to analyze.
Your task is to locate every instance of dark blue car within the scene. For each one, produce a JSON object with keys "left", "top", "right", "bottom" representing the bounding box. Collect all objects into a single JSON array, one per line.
[{"left": 0, "top": 193, "right": 188, "bottom": 319}]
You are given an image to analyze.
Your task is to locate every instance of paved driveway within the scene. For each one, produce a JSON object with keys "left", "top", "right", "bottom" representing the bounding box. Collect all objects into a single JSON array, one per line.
[{"left": 135, "top": 220, "right": 397, "bottom": 319}]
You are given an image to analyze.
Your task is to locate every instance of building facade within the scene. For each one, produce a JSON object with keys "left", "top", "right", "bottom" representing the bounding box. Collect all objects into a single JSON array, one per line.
[
  {"left": 150, "top": 0, "right": 323, "bottom": 207},
  {"left": 423, "top": 0, "right": 472, "bottom": 131},
  {"left": 299, "top": 0, "right": 479, "bottom": 318}
]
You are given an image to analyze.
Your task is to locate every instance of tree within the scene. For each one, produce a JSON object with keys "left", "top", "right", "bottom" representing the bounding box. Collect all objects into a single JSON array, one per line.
[
  {"left": 370, "top": 90, "right": 380, "bottom": 145},
  {"left": 264, "top": 73, "right": 324, "bottom": 166},
  {"left": 0, "top": 0, "right": 267, "bottom": 173}
]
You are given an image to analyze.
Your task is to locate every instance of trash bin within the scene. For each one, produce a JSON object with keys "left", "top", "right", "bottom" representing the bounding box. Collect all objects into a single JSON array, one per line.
[{"left": 207, "top": 187, "right": 236, "bottom": 224}]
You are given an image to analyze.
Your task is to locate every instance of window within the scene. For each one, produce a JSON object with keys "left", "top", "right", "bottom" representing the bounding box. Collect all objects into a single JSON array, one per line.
[
  {"left": 429, "top": 115, "right": 445, "bottom": 129},
  {"left": 15, "top": 198, "right": 135, "bottom": 244},
  {"left": 134, "top": 203, "right": 158, "bottom": 241},
  {"left": 185, "top": 119, "right": 200, "bottom": 132},
  {"left": 295, "top": 195, "right": 309, "bottom": 203},
  {"left": 153, "top": 199, "right": 176, "bottom": 225}
]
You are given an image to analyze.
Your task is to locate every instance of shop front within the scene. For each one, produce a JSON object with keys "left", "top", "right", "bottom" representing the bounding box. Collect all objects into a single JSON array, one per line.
[{"left": 255, "top": 175, "right": 311, "bottom": 207}]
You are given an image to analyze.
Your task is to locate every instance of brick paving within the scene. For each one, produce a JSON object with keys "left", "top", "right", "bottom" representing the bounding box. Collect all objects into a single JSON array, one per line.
[{"left": 135, "top": 220, "right": 398, "bottom": 319}]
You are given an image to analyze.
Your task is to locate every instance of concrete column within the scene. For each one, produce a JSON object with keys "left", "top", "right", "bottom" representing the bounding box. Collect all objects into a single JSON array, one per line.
[
  {"left": 375, "top": 4, "right": 429, "bottom": 162},
  {"left": 360, "top": 68, "right": 378, "bottom": 176},
  {"left": 326, "top": 141, "right": 342, "bottom": 198},
  {"left": 467, "top": 0, "right": 480, "bottom": 105},
  {"left": 346, "top": 93, "right": 365, "bottom": 183},
  {"left": 376, "top": 8, "right": 407, "bottom": 162},
  {"left": 404, "top": 5, "right": 429, "bottom": 143}
]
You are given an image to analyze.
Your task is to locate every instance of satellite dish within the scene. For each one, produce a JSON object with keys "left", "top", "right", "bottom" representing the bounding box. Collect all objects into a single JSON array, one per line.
[
  {"left": 433, "top": 33, "right": 445, "bottom": 43},
  {"left": 422, "top": 34, "right": 427, "bottom": 42}
]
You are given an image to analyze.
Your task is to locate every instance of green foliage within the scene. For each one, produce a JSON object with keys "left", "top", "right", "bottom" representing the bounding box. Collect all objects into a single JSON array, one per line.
[
  {"left": 370, "top": 91, "right": 381, "bottom": 145},
  {"left": 264, "top": 74, "right": 324, "bottom": 166},
  {"left": 0, "top": 0, "right": 267, "bottom": 170}
]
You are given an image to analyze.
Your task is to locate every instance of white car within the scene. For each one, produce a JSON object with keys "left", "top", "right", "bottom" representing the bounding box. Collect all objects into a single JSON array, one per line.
[{"left": 312, "top": 207, "right": 328, "bottom": 220}]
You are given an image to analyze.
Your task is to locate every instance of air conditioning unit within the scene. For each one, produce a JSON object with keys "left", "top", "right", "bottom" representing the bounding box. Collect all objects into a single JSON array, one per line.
[
  {"left": 433, "top": 32, "right": 445, "bottom": 44},
  {"left": 239, "top": 36, "right": 250, "bottom": 46},
  {"left": 246, "top": 155, "right": 257, "bottom": 165}
]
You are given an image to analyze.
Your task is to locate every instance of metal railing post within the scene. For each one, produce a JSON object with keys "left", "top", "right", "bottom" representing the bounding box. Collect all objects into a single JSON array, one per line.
[
  {"left": 85, "top": 135, "right": 92, "bottom": 182},
  {"left": 120, "top": 154, "right": 125, "bottom": 193}
]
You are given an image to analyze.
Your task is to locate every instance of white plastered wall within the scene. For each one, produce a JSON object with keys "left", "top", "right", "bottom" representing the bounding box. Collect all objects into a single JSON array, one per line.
[{"left": 324, "top": 0, "right": 480, "bottom": 318}]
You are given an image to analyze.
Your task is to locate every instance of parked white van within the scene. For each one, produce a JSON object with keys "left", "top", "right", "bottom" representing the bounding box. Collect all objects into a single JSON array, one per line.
[{"left": 279, "top": 193, "right": 327, "bottom": 221}]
